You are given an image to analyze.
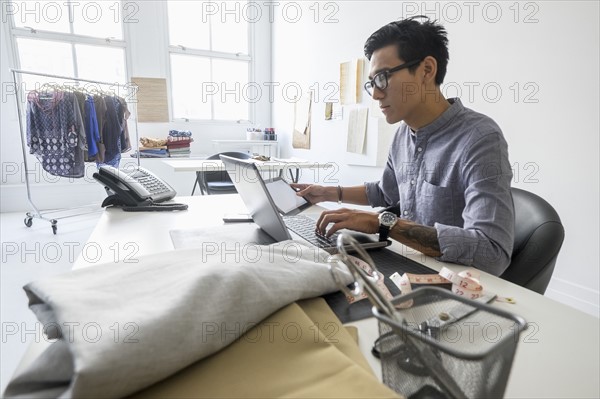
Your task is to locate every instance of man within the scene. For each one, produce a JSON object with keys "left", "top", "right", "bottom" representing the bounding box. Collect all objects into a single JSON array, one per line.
[{"left": 293, "top": 17, "right": 514, "bottom": 276}]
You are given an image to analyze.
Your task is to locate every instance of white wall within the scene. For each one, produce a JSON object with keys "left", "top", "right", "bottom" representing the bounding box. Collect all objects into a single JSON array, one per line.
[{"left": 271, "top": 1, "right": 599, "bottom": 316}]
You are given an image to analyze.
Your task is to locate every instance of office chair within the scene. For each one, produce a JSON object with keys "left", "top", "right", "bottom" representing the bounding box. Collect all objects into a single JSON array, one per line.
[
  {"left": 500, "top": 188, "right": 565, "bottom": 295},
  {"left": 192, "top": 151, "right": 252, "bottom": 195}
]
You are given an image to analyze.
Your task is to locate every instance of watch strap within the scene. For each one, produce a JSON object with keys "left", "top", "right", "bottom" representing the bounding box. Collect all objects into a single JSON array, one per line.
[
  {"left": 378, "top": 211, "right": 398, "bottom": 242},
  {"left": 379, "top": 224, "right": 391, "bottom": 242}
]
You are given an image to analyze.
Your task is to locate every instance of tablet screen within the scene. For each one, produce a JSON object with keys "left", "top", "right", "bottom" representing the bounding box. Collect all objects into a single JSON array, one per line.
[{"left": 265, "top": 178, "right": 309, "bottom": 214}]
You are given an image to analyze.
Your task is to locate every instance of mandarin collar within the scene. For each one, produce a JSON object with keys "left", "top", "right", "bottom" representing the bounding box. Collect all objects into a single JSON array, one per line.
[{"left": 414, "top": 97, "right": 463, "bottom": 137}]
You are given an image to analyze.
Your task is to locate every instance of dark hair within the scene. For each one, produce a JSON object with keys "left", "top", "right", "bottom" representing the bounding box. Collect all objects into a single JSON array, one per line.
[{"left": 364, "top": 16, "right": 449, "bottom": 85}]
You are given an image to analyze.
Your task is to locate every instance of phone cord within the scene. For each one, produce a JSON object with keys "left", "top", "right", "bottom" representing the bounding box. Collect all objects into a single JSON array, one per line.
[{"left": 122, "top": 202, "right": 189, "bottom": 212}]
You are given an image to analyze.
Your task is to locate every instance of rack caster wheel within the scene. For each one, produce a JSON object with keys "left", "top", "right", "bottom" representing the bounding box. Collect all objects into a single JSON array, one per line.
[
  {"left": 24, "top": 217, "right": 33, "bottom": 227},
  {"left": 51, "top": 220, "right": 57, "bottom": 235}
]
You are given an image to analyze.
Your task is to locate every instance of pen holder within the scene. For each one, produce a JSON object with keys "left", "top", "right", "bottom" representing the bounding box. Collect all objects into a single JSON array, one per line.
[{"left": 372, "top": 287, "right": 527, "bottom": 399}]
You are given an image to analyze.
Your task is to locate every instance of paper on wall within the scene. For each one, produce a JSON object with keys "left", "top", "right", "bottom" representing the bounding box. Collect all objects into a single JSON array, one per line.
[
  {"left": 293, "top": 92, "right": 312, "bottom": 149},
  {"left": 346, "top": 107, "right": 369, "bottom": 154}
]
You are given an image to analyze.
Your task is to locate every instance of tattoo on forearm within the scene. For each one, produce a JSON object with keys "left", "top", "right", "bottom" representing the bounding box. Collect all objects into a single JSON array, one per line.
[{"left": 406, "top": 225, "right": 441, "bottom": 253}]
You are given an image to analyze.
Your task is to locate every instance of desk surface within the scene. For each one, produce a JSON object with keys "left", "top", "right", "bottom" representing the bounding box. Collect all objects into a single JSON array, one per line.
[
  {"left": 163, "top": 159, "right": 337, "bottom": 184},
  {"left": 17, "top": 195, "right": 600, "bottom": 398},
  {"left": 163, "top": 158, "right": 335, "bottom": 172}
]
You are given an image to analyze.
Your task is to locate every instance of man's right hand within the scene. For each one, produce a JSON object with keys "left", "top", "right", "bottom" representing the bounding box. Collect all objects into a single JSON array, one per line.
[{"left": 290, "top": 184, "right": 336, "bottom": 204}]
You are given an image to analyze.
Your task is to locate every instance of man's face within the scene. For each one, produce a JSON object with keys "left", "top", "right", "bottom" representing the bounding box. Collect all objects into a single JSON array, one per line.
[{"left": 368, "top": 44, "right": 422, "bottom": 125}]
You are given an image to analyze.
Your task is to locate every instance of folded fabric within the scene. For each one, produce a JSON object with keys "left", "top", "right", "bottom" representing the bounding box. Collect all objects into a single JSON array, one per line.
[
  {"left": 168, "top": 130, "right": 192, "bottom": 138},
  {"left": 167, "top": 136, "right": 193, "bottom": 143},
  {"left": 138, "top": 146, "right": 167, "bottom": 151},
  {"left": 139, "top": 137, "right": 167, "bottom": 147},
  {"left": 130, "top": 298, "right": 400, "bottom": 398},
  {"left": 138, "top": 148, "right": 168, "bottom": 155},
  {"left": 166, "top": 142, "right": 191, "bottom": 149},
  {"left": 4, "top": 242, "right": 351, "bottom": 399}
]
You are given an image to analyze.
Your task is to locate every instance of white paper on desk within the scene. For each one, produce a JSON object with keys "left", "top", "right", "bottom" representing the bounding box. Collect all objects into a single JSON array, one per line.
[
  {"left": 347, "top": 107, "right": 369, "bottom": 154},
  {"left": 170, "top": 223, "right": 275, "bottom": 249}
]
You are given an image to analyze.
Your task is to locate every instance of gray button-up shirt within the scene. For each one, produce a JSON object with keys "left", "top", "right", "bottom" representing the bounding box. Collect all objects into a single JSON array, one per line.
[{"left": 365, "top": 98, "right": 514, "bottom": 276}]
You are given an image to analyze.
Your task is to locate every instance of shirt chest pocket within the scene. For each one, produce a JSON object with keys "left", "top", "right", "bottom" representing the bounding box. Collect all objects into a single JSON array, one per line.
[{"left": 416, "top": 180, "right": 464, "bottom": 226}]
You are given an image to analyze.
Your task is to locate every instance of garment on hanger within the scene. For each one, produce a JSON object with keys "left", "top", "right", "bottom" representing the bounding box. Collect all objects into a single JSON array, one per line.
[
  {"left": 26, "top": 90, "right": 86, "bottom": 178},
  {"left": 73, "top": 91, "right": 87, "bottom": 157},
  {"left": 84, "top": 95, "right": 100, "bottom": 160},
  {"left": 99, "top": 95, "right": 131, "bottom": 167},
  {"left": 26, "top": 86, "right": 133, "bottom": 173},
  {"left": 74, "top": 90, "right": 100, "bottom": 162},
  {"left": 117, "top": 96, "right": 132, "bottom": 154}
]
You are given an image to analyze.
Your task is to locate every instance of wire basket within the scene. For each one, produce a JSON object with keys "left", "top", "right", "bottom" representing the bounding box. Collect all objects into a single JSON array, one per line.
[{"left": 373, "top": 287, "right": 527, "bottom": 399}]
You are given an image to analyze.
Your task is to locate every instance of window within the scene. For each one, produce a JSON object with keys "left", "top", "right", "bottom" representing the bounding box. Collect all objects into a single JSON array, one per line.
[
  {"left": 6, "top": 0, "right": 127, "bottom": 88},
  {"left": 167, "top": 0, "right": 253, "bottom": 122}
]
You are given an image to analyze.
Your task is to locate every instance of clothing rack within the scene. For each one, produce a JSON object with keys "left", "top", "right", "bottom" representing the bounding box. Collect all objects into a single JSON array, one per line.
[{"left": 10, "top": 68, "right": 140, "bottom": 234}]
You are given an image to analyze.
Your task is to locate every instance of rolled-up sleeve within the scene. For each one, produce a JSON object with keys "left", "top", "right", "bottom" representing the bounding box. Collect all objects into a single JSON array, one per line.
[
  {"left": 365, "top": 181, "right": 387, "bottom": 206},
  {"left": 365, "top": 135, "right": 402, "bottom": 208}
]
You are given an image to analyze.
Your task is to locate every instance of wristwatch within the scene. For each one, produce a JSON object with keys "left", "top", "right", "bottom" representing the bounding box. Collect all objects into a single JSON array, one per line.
[{"left": 378, "top": 211, "right": 398, "bottom": 242}]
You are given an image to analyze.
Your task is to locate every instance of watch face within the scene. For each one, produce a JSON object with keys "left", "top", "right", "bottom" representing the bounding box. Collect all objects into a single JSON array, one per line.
[{"left": 380, "top": 212, "right": 397, "bottom": 226}]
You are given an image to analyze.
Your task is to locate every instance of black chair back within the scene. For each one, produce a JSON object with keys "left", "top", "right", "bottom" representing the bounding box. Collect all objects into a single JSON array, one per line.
[
  {"left": 500, "top": 188, "right": 565, "bottom": 294},
  {"left": 199, "top": 151, "right": 252, "bottom": 195}
]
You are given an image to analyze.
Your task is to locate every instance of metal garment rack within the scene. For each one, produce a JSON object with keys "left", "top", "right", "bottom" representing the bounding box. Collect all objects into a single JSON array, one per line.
[{"left": 10, "top": 68, "right": 139, "bottom": 234}]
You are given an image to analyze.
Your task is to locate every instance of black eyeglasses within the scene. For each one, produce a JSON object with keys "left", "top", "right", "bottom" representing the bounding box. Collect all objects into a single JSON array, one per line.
[{"left": 364, "top": 59, "right": 423, "bottom": 96}]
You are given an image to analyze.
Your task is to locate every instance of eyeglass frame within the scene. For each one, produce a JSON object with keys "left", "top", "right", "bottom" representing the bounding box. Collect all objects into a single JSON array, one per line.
[{"left": 364, "top": 58, "right": 424, "bottom": 96}]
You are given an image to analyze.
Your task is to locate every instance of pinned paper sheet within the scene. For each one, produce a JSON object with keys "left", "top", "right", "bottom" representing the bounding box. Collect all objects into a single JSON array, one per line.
[
  {"left": 347, "top": 108, "right": 369, "bottom": 154},
  {"left": 332, "top": 103, "right": 343, "bottom": 120},
  {"left": 292, "top": 92, "right": 312, "bottom": 149},
  {"left": 340, "top": 59, "right": 364, "bottom": 105},
  {"left": 325, "top": 102, "right": 333, "bottom": 120}
]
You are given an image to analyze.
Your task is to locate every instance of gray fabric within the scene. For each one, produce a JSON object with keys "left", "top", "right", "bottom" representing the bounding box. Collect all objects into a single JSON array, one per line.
[
  {"left": 4, "top": 242, "right": 350, "bottom": 399},
  {"left": 365, "top": 98, "right": 514, "bottom": 276}
]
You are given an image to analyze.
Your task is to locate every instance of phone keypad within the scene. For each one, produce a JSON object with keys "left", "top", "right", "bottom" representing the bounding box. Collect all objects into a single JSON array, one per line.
[{"left": 133, "top": 169, "right": 171, "bottom": 195}]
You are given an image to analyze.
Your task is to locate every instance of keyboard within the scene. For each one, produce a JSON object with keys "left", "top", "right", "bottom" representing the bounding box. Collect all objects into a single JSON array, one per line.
[{"left": 282, "top": 214, "right": 339, "bottom": 248}]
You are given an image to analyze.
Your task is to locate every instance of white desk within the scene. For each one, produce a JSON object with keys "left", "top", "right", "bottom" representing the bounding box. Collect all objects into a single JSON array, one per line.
[
  {"left": 212, "top": 139, "right": 279, "bottom": 158},
  {"left": 163, "top": 158, "right": 337, "bottom": 184},
  {"left": 12, "top": 195, "right": 600, "bottom": 398}
]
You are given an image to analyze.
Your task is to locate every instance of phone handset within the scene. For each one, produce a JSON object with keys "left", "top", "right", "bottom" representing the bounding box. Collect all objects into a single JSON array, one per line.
[
  {"left": 93, "top": 165, "right": 187, "bottom": 211},
  {"left": 99, "top": 166, "right": 152, "bottom": 201}
]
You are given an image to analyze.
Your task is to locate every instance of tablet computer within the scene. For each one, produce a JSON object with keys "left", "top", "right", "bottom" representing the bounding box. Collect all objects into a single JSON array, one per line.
[{"left": 264, "top": 177, "right": 312, "bottom": 215}]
